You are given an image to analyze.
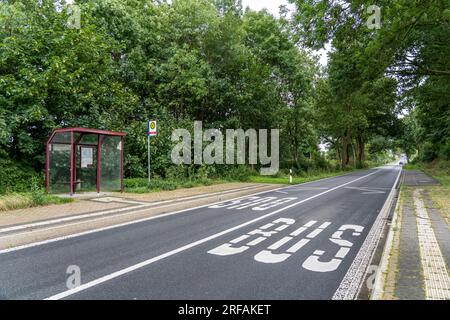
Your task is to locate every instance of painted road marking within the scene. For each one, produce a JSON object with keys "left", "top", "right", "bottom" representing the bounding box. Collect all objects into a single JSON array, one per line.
[
  {"left": 344, "top": 187, "right": 386, "bottom": 195},
  {"left": 302, "top": 224, "right": 363, "bottom": 273},
  {"left": 209, "top": 196, "right": 297, "bottom": 211},
  {"left": 92, "top": 197, "right": 148, "bottom": 205},
  {"left": 44, "top": 170, "right": 380, "bottom": 300},
  {"left": 291, "top": 187, "right": 329, "bottom": 191},
  {"left": 209, "top": 218, "right": 364, "bottom": 273},
  {"left": 208, "top": 218, "right": 296, "bottom": 256}
]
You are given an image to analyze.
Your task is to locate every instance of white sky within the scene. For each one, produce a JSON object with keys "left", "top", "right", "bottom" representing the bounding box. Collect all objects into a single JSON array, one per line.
[{"left": 241, "top": 0, "right": 293, "bottom": 17}]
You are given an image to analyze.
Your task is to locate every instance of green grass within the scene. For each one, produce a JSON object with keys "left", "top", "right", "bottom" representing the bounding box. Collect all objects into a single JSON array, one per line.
[
  {"left": 124, "top": 177, "right": 228, "bottom": 193},
  {"left": 0, "top": 193, "right": 73, "bottom": 212}
]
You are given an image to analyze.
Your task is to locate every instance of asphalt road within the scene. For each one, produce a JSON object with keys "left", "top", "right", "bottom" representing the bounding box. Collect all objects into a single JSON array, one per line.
[{"left": 0, "top": 166, "right": 401, "bottom": 300}]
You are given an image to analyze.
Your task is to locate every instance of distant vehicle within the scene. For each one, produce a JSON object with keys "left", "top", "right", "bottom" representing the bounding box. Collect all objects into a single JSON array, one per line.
[{"left": 399, "top": 161, "right": 404, "bottom": 166}]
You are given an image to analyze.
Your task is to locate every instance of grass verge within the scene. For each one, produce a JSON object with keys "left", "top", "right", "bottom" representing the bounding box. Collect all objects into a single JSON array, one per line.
[
  {"left": 404, "top": 160, "right": 449, "bottom": 222},
  {"left": 249, "top": 169, "right": 361, "bottom": 185},
  {"left": 124, "top": 178, "right": 230, "bottom": 193},
  {"left": 0, "top": 193, "right": 73, "bottom": 212}
]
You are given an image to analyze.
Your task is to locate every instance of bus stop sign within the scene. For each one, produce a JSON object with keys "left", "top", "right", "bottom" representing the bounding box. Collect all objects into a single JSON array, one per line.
[{"left": 148, "top": 121, "right": 157, "bottom": 137}]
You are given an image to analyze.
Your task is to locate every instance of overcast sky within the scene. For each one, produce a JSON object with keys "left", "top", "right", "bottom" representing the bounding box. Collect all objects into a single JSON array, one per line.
[{"left": 241, "top": 0, "right": 293, "bottom": 17}]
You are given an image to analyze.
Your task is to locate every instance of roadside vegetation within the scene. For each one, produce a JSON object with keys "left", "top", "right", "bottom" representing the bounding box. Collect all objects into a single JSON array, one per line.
[
  {"left": 0, "top": 1, "right": 447, "bottom": 211},
  {"left": 0, "top": 177, "right": 73, "bottom": 212},
  {"left": 0, "top": 193, "right": 73, "bottom": 212}
]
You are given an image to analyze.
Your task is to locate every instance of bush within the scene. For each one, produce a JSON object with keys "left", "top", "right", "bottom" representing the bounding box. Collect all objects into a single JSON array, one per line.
[
  {"left": 223, "top": 165, "right": 255, "bottom": 181},
  {"left": 439, "top": 141, "right": 450, "bottom": 161},
  {"left": 123, "top": 178, "right": 148, "bottom": 189},
  {"left": 166, "top": 165, "right": 187, "bottom": 180},
  {"left": 30, "top": 176, "right": 45, "bottom": 205},
  {"left": 420, "top": 142, "right": 438, "bottom": 162},
  {"left": 0, "top": 156, "right": 43, "bottom": 194}
]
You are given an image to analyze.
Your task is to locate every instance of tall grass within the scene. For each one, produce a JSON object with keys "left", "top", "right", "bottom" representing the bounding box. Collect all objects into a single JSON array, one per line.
[{"left": 0, "top": 193, "right": 73, "bottom": 212}]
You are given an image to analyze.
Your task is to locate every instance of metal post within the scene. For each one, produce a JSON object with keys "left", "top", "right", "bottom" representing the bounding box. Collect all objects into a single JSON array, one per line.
[
  {"left": 121, "top": 136, "right": 124, "bottom": 193},
  {"left": 97, "top": 134, "right": 101, "bottom": 194},
  {"left": 45, "top": 142, "right": 50, "bottom": 193},
  {"left": 70, "top": 131, "right": 74, "bottom": 196},
  {"left": 148, "top": 135, "right": 151, "bottom": 185}
]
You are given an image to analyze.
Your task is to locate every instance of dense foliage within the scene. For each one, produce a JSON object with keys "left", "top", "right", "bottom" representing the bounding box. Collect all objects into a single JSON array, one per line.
[
  {"left": 289, "top": 0, "right": 450, "bottom": 164},
  {"left": 1, "top": 0, "right": 447, "bottom": 193}
]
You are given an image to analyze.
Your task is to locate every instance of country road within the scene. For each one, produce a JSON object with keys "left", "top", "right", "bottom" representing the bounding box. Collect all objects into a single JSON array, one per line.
[{"left": 0, "top": 166, "right": 402, "bottom": 300}]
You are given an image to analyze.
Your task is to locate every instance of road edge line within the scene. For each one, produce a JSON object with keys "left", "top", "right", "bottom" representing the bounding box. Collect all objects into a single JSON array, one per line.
[
  {"left": 370, "top": 171, "right": 403, "bottom": 300},
  {"left": 332, "top": 167, "right": 402, "bottom": 300}
]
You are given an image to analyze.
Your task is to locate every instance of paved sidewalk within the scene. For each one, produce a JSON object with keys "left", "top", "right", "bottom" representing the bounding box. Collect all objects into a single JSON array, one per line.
[{"left": 380, "top": 171, "right": 450, "bottom": 300}]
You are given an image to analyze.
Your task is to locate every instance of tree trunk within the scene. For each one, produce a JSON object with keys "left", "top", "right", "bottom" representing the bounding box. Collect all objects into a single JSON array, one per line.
[
  {"left": 341, "top": 130, "right": 351, "bottom": 169},
  {"left": 352, "top": 143, "right": 356, "bottom": 168},
  {"left": 356, "top": 136, "right": 365, "bottom": 166}
]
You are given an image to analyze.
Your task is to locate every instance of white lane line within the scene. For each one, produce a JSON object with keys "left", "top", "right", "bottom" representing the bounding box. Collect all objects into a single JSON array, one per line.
[
  {"left": 0, "top": 185, "right": 267, "bottom": 235},
  {"left": 92, "top": 197, "right": 148, "bottom": 205},
  {"left": 45, "top": 170, "right": 379, "bottom": 300},
  {"left": 292, "top": 187, "right": 329, "bottom": 191},
  {"left": 332, "top": 167, "right": 402, "bottom": 300}
]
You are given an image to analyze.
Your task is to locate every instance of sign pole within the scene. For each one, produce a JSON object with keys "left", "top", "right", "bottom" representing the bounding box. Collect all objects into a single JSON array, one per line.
[
  {"left": 147, "top": 120, "right": 157, "bottom": 185},
  {"left": 148, "top": 132, "right": 151, "bottom": 185}
]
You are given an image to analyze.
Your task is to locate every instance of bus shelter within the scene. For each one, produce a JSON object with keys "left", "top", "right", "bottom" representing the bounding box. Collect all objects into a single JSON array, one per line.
[{"left": 46, "top": 128, "right": 126, "bottom": 195}]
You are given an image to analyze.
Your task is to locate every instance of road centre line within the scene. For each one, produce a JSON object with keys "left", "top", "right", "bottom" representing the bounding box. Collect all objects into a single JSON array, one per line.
[{"left": 45, "top": 170, "right": 379, "bottom": 300}]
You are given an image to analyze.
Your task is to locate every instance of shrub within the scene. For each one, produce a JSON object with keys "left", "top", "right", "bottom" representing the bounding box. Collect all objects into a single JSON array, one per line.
[
  {"left": 30, "top": 176, "right": 45, "bottom": 205},
  {"left": 420, "top": 142, "right": 438, "bottom": 162},
  {"left": 224, "top": 165, "right": 255, "bottom": 181},
  {"left": 439, "top": 141, "right": 450, "bottom": 161},
  {"left": 0, "top": 156, "right": 42, "bottom": 194}
]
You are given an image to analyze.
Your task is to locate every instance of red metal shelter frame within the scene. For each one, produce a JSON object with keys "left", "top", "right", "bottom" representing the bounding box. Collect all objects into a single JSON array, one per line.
[{"left": 46, "top": 128, "right": 126, "bottom": 195}]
